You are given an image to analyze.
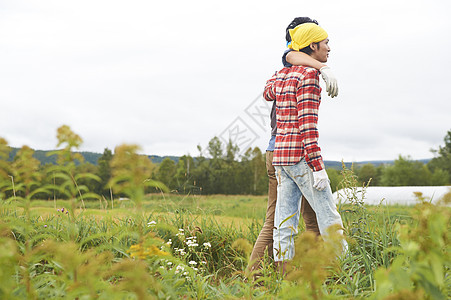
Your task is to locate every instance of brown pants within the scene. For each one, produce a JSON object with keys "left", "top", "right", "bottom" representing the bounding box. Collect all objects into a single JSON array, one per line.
[{"left": 248, "top": 151, "right": 320, "bottom": 273}]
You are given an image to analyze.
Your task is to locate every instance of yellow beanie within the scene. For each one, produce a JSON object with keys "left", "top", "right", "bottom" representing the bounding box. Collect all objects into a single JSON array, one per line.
[{"left": 287, "top": 23, "right": 328, "bottom": 51}]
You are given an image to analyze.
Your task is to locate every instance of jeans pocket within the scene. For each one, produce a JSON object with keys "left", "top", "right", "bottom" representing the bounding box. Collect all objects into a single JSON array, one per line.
[{"left": 293, "top": 171, "right": 307, "bottom": 179}]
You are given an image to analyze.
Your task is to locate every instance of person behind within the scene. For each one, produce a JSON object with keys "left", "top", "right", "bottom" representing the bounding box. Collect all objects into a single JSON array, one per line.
[
  {"left": 247, "top": 17, "right": 340, "bottom": 276},
  {"left": 263, "top": 22, "right": 347, "bottom": 271}
]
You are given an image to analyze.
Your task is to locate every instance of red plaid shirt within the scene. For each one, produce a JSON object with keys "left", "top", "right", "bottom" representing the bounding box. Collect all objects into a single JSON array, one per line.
[{"left": 263, "top": 66, "right": 325, "bottom": 171}]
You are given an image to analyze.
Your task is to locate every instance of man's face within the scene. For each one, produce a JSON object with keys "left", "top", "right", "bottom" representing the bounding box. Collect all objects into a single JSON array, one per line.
[{"left": 311, "top": 39, "right": 330, "bottom": 63}]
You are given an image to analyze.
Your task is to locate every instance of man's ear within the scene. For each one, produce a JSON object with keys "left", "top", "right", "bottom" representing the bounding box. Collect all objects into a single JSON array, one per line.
[{"left": 309, "top": 42, "right": 317, "bottom": 51}]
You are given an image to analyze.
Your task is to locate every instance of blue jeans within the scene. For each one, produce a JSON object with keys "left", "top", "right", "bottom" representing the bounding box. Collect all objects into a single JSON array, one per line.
[{"left": 273, "top": 159, "right": 347, "bottom": 261}]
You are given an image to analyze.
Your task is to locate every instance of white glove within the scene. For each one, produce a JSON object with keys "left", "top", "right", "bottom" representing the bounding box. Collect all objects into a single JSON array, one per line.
[
  {"left": 313, "top": 169, "right": 330, "bottom": 191},
  {"left": 319, "top": 66, "right": 338, "bottom": 98}
]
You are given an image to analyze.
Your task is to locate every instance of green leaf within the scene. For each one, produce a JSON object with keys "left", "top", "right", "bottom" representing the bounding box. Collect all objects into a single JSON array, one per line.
[
  {"left": 278, "top": 211, "right": 297, "bottom": 228},
  {"left": 74, "top": 173, "right": 101, "bottom": 182}
]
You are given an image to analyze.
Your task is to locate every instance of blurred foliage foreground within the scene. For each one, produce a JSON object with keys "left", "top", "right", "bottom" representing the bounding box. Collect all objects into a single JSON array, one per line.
[{"left": 0, "top": 125, "right": 450, "bottom": 299}]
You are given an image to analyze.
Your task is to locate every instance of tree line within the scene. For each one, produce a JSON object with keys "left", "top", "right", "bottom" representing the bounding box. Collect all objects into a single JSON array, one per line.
[
  {"left": 0, "top": 126, "right": 450, "bottom": 201},
  {"left": 348, "top": 130, "right": 451, "bottom": 189}
]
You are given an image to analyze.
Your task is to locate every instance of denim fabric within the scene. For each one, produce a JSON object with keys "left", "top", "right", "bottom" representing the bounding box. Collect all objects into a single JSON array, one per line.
[
  {"left": 247, "top": 152, "right": 320, "bottom": 274},
  {"left": 266, "top": 135, "right": 276, "bottom": 152},
  {"left": 273, "top": 159, "right": 347, "bottom": 261},
  {"left": 282, "top": 49, "right": 294, "bottom": 67}
]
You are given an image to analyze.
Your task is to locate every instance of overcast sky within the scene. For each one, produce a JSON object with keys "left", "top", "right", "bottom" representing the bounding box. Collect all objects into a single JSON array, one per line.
[{"left": 1, "top": 0, "right": 450, "bottom": 162}]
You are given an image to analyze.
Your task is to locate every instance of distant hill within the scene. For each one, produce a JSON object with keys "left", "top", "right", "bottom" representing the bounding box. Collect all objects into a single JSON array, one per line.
[
  {"left": 325, "top": 159, "right": 431, "bottom": 170},
  {"left": 8, "top": 147, "right": 430, "bottom": 167},
  {"left": 148, "top": 155, "right": 180, "bottom": 164},
  {"left": 324, "top": 160, "right": 392, "bottom": 169},
  {"left": 8, "top": 148, "right": 180, "bottom": 165},
  {"left": 8, "top": 148, "right": 102, "bottom": 165}
]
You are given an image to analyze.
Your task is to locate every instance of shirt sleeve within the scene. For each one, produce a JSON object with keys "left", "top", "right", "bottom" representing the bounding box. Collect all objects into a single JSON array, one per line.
[
  {"left": 296, "top": 69, "right": 325, "bottom": 172},
  {"left": 263, "top": 72, "right": 277, "bottom": 102}
]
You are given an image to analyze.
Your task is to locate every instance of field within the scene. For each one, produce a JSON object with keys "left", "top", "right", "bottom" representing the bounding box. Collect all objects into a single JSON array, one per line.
[
  {"left": 1, "top": 189, "right": 450, "bottom": 299},
  {"left": 1, "top": 137, "right": 450, "bottom": 299}
]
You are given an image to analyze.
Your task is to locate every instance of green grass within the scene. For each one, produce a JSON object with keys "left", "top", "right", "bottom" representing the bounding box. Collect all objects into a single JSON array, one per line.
[
  {"left": 27, "top": 193, "right": 414, "bottom": 227},
  {"left": 1, "top": 193, "right": 449, "bottom": 299}
]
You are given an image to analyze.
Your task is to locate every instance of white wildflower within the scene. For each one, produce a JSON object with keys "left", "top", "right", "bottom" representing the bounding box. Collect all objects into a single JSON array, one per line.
[
  {"left": 176, "top": 249, "right": 186, "bottom": 255},
  {"left": 203, "top": 242, "right": 211, "bottom": 248},
  {"left": 176, "top": 265, "right": 185, "bottom": 271},
  {"left": 188, "top": 261, "right": 197, "bottom": 265},
  {"left": 147, "top": 221, "right": 156, "bottom": 226}
]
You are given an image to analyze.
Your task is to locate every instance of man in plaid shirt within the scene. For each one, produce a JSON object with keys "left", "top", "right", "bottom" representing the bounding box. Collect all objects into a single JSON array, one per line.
[{"left": 263, "top": 22, "right": 347, "bottom": 267}]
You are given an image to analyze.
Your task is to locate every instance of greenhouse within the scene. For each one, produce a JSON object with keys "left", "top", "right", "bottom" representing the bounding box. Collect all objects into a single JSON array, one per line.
[{"left": 333, "top": 186, "right": 451, "bottom": 206}]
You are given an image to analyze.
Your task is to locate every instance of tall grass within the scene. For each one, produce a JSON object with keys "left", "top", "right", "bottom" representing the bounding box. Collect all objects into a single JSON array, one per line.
[
  {"left": 1, "top": 194, "right": 450, "bottom": 298},
  {"left": 0, "top": 127, "right": 449, "bottom": 298}
]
